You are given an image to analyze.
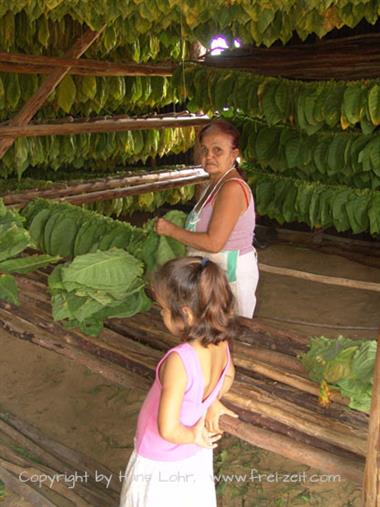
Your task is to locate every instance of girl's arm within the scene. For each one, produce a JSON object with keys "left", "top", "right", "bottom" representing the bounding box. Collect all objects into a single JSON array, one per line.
[
  {"left": 155, "top": 181, "right": 246, "bottom": 253},
  {"left": 158, "top": 352, "right": 221, "bottom": 448},
  {"left": 205, "top": 362, "right": 238, "bottom": 434}
]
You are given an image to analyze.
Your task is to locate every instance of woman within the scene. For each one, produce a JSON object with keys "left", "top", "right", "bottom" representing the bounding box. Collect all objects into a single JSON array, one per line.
[{"left": 155, "top": 119, "right": 259, "bottom": 318}]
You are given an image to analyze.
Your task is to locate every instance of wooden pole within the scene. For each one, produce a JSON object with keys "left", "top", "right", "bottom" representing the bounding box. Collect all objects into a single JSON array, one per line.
[
  {"left": 0, "top": 464, "right": 56, "bottom": 506},
  {"left": 220, "top": 416, "right": 363, "bottom": 484},
  {"left": 0, "top": 26, "right": 105, "bottom": 159},
  {"left": 0, "top": 51, "right": 175, "bottom": 76},
  {"left": 260, "top": 263, "right": 380, "bottom": 293},
  {"left": 2, "top": 166, "right": 208, "bottom": 206},
  {"left": 61, "top": 173, "right": 208, "bottom": 205},
  {"left": 0, "top": 412, "right": 121, "bottom": 499},
  {"left": 362, "top": 332, "right": 380, "bottom": 506},
  {"left": 0, "top": 114, "right": 210, "bottom": 138},
  {"left": 203, "top": 34, "right": 380, "bottom": 80},
  {"left": 225, "top": 383, "right": 368, "bottom": 457}
]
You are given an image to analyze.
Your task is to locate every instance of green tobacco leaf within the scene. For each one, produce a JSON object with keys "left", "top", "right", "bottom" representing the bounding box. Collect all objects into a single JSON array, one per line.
[
  {"left": 0, "top": 273, "right": 19, "bottom": 305},
  {"left": 285, "top": 134, "right": 302, "bottom": 168},
  {"left": 255, "top": 127, "right": 278, "bottom": 161},
  {"left": 0, "top": 254, "right": 60, "bottom": 274},
  {"left": 81, "top": 75, "right": 97, "bottom": 100},
  {"left": 0, "top": 224, "right": 30, "bottom": 262},
  {"left": 56, "top": 75, "right": 77, "bottom": 113},
  {"left": 345, "top": 194, "right": 369, "bottom": 234},
  {"left": 49, "top": 215, "right": 80, "bottom": 257},
  {"left": 368, "top": 84, "right": 380, "bottom": 126},
  {"left": 262, "top": 82, "right": 282, "bottom": 125},
  {"left": 343, "top": 86, "right": 363, "bottom": 125},
  {"left": 7, "top": 74, "right": 21, "bottom": 110},
  {"left": 331, "top": 190, "right": 350, "bottom": 232},
  {"left": 29, "top": 208, "right": 51, "bottom": 250},
  {"left": 61, "top": 249, "right": 143, "bottom": 292}
]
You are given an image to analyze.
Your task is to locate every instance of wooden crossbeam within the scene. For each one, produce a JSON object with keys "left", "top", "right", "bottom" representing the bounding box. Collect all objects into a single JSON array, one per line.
[
  {"left": 204, "top": 33, "right": 380, "bottom": 80},
  {"left": 0, "top": 51, "right": 175, "bottom": 76},
  {"left": 2, "top": 166, "right": 208, "bottom": 206},
  {"left": 260, "top": 263, "right": 380, "bottom": 293},
  {"left": 0, "top": 26, "right": 105, "bottom": 160},
  {"left": 0, "top": 114, "right": 209, "bottom": 137}
]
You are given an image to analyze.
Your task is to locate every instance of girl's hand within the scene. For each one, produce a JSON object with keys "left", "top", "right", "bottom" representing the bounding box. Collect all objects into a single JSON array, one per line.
[
  {"left": 192, "top": 415, "right": 222, "bottom": 449},
  {"left": 205, "top": 400, "right": 238, "bottom": 434},
  {"left": 155, "top": 218, "right": 176, "bottom": 237}
]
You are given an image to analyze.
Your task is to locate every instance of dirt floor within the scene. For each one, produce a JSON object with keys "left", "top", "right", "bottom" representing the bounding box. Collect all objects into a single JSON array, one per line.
[{"left": 0, "top": 241, "right": 379, "bottom": 506}]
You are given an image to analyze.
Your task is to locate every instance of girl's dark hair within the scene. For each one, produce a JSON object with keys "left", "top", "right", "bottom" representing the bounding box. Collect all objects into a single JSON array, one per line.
[
  {"left": 151, "top": 256, "right": 238, "bottom": 347},
  {"left": 198, "top": 119, "right": 246, "bottom": 180}
]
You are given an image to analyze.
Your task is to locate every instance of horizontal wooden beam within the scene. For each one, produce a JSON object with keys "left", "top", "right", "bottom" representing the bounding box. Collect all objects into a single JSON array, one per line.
[
  {"left": 2, "top": 166, "right": 208, "bottom": 206},
  {"left": 260, "top": 263, "right": 380, "bottom": 293},
  {"left": 60, "top": 173, "right": 208, "bottom": 205},
  {"left": 204, "top": 33, "right": 380, "bottom": 80},
  {"left": 221, "top": 416, "right": 363, "bottom": 484},
  {"left": 0, "top": 114, "right": 209, "bottom": 137},
  {"left": 0, "top": 51, "right": 175, "bottom": 76}
]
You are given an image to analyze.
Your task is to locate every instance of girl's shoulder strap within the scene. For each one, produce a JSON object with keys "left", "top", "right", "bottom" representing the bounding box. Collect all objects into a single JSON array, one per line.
[{"left": 155, "top": 343, "right": 195, "bottom": 390}]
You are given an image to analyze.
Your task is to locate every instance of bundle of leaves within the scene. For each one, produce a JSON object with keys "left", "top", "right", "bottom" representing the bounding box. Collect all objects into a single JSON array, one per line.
[
  {"left": 21, "top": 201, "right": 188, "bottom": 271},
  {"left": 140, "top": 210, "right": 187, "bottom": 274},
  {"left": 0, "top": 199, "right": 59, "bottom": 305},
  {"left": 300, "top": 335, "right": 377, "bottom": 413},
  {"left": 48, "top": 248, "right": 151, "bottom": 337}
]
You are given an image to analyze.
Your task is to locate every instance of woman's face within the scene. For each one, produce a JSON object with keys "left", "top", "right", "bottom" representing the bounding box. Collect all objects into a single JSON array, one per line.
[{"left": 199, "top": 130, "right": 239, "bottom": 177}]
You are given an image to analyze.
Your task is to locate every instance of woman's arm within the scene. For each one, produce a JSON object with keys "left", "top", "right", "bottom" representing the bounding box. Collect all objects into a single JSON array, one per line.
[
  {"left": 157, "top": 352, "right": 221, "bottom": 448},
  {"left": 156, "top": 181, "right": 246, "bottom": 253}
]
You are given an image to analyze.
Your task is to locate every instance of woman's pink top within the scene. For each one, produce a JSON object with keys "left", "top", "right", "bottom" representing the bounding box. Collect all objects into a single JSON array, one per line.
[
  {"left": 135, "top": 341, "right": 231, "bottom": 461},
  {"left": 196, "top": 178, "right": 255, "bottom": 255}
]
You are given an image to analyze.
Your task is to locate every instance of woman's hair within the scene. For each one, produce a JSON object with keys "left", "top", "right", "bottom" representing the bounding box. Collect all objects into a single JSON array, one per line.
[
  {"left": 198, "top": 119, "right": 240, "bottom": 151},
  {"left": 151, "top": 256, "right": 239, "bottom": 347},
  {"left": 197, "top": 119, "right": 246, "bottom": 180}
]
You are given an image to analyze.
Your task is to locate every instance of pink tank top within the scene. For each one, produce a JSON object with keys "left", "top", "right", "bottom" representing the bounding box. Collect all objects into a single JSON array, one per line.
[
  {"left": 195, "top": 179, "right": 256, "bottom": 255},
  {"left": 135, "top": 341, "right": 231, "bottom": 461}
]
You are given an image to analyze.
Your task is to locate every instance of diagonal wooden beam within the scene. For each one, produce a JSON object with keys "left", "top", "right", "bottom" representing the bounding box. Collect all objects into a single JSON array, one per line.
[{"left": 0, "top": 26, "right": 105, "bottom": 159}]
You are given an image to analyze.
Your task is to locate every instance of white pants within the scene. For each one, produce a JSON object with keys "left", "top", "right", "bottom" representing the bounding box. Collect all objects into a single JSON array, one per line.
[{"left": 233, "top": 250, "right": 259, "bottom": 318}]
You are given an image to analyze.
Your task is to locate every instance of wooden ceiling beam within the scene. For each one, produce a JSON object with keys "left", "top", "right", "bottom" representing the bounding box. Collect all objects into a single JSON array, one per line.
[
  {"left": 0, "top": 114, "right": 210, "bottom": 138},
  {"left": 0, "top": 52, "right": 175, "bottom": 76}
]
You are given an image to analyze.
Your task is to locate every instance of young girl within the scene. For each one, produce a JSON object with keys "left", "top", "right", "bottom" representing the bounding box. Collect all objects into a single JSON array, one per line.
[{"left": 120, "top": 256, "right": 239, "bottom": 507}]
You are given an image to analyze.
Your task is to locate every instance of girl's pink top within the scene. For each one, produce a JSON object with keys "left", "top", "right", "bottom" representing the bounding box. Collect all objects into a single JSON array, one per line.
[
  {"left": 135, "top": 341, "right": 231, "bottom": 461},
  {"left": 196, "top": 178, "right": 255, "bottom": 255}
]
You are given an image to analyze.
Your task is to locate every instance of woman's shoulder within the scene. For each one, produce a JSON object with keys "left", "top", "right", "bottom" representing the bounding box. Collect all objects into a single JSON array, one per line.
[{"left": 216, "top": 178, "right": 252, "bottom": 205}]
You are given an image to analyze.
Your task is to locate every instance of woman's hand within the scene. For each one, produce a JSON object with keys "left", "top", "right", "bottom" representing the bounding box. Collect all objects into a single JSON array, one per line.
[
  {"left": 205, "top": 400, "right": 238, "bottom": 434},
  {"left": 155, "top": 218, "right": 177, "bottom": 237},
  {"left": 192, "top": 415, "right": 222, "bottom": 449}
]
